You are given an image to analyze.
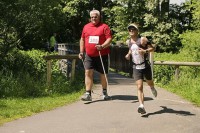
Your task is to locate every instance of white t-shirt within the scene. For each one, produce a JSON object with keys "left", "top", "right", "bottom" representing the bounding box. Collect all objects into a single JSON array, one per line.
[{"left": 130, "top": 43, "right": 145, "bottom": 69}]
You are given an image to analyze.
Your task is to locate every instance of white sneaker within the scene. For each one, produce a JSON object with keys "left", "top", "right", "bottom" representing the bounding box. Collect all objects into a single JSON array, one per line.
[
  {"left": 151, "top": 87, "right": 157, "bottom": 97},
  {"left": 81, "top": 92, "right": 92, "bottom": 101},
  {"left": 138, "top": 106, "right": 146, "bottom": 114},
  {"left": 102, "top": 93, "right": 111, "bottom": 100}
]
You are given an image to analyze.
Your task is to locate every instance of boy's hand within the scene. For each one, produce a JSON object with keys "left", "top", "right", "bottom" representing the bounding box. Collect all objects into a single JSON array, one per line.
[
  {"left": 138, "top": 48, "right": 146, "bottom": 55},
  {"left": 125, "top": 54, "right": 130, "bottom": 60}
]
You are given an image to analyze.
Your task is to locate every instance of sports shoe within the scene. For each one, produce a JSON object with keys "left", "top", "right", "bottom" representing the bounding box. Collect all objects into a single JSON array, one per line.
[
  {"left": 151, "top": 87, "right": 157, "bottom": 97},
  {"left": 137, "top": 106, "right": 146, "bottom": 114},
  {"left": 81, "top": 92, "right": 92, "bottom": 101},
  {"left": 102, "top": 93, "right": 111, "bottom": 100}
]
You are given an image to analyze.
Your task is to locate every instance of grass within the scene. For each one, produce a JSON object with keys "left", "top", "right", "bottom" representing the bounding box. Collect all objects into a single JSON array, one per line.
[
  {"left": 154, "top": 53, "right": 200, "bottom": 107},
  {"left": 160, "top": 77, "right": 200, "bottom": 107},
  {"left": 0, "top": 90, "right": 84, "bottom": 125}
]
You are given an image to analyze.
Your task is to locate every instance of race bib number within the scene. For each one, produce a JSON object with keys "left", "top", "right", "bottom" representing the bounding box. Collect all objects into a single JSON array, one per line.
[{"left": 89, "top": 36, "right": 99, "bottom": 44}]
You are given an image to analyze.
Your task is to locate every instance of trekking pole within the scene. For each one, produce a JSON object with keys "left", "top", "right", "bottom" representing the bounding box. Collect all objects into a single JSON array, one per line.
[{"left": 98, "top": 51, "right": 110, "bottom": 96}]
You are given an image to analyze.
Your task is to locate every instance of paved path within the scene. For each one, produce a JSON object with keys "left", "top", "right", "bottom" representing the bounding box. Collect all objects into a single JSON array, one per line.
[{"left": 0, "top": 72, "right": 200, "bottom": 133}]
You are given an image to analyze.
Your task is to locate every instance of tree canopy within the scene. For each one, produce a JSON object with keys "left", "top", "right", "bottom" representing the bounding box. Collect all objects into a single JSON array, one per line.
[{"left": 0, "top": 0, "right": 199, "bottom": 59}]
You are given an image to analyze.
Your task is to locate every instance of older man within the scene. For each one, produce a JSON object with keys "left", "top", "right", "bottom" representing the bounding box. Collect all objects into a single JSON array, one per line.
[{"left": 79, "top": 10, "right": 112, "bottom": 101}]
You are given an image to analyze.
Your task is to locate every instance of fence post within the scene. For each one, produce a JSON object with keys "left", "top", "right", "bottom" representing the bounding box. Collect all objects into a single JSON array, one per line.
[
  {"left": 150, "top": 52, "right": 154, "bottom": 79},
  {"left": 71, "top": 59, "right": 76, "bottom": 81},
  {"left": 47, "top": 59, "right": 52, "bottom": 87},
  {"left": 175, "top": 65, "right": 180, "bottom": 80}
]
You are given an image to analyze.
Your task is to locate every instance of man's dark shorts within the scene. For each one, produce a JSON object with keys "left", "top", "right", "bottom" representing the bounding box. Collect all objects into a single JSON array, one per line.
[
  {"left": 84, "top": 54, "right": 108, "bottom": 74},
  {"left": 133, "top": 65, "right": 152, "bottom": 81}
]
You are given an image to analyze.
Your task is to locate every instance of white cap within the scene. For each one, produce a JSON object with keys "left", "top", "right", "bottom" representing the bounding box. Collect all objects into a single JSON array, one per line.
[{"left": 127, "top": 23, "right": 139, "bottom": 31}]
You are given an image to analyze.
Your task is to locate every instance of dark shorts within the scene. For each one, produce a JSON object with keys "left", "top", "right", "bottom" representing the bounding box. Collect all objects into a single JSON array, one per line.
[
  {"left": 133, "top": 65, "right": 152, "bottom": 81},
  {"left": 84, "top": 54, "right": 108, "bottom": 74}
]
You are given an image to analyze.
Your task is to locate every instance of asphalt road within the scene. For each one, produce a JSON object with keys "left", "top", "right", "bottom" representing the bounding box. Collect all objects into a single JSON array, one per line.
[{"left": 0, "top": 72, "right": 200, "bottom": 133}]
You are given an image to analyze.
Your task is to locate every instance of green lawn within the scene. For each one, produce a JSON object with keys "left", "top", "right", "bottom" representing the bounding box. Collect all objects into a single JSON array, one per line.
[{"left": 0, "top": 91, "right": 84, "bottom": 125}]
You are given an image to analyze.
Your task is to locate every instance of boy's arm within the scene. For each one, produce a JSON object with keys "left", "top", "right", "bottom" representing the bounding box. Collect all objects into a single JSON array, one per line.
[
  {"left": 125, "top": 49, "right": 131, "bottom": 60},
  {"left": 146, "top": 43, "right": 155, "bottom": 53}
]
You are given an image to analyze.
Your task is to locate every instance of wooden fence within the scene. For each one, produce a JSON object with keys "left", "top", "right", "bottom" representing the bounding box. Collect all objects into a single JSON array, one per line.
[
  {"left": 43, "top": 54, "right": 79, "bottom": 86},
  {"left": 43, "top": 45, "right": 200, "bottom": 86},
  {"left": 110, "top": 46, "right": 132, "bottom": 75},
  {"left": 153, "top": 61, "right": 200, "bottom": 79},
  {"left": 43, "top": 43, "right": 79, "bottom": 86},
  {"left": 110, "top": 46, "right": 200, "bottom": 79}
]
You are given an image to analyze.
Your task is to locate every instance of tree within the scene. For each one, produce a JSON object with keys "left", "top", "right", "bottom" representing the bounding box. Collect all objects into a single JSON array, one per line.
[
  {"left": 0, "top": 0, "right": 64, "bottom": 53},
  {"left": 179, "top": 0, "right": 200, "bottom": 62},
  {"left": 103, "top": 0, "right": 147, "bottom": 43},
  {"left": 142, "top": 0, "right": 190, "bottom": 53}
]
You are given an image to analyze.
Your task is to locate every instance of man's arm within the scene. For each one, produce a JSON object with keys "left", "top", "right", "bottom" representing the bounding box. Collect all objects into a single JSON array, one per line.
[
  {"left": 101, "top": 38, "right": 112, "bottom": 49},
  {"left": 96, "top": 38, "right": 112, "bottom": 50},
  {"left": 79, "top": 38, "right": 85, "bottom": 59}
]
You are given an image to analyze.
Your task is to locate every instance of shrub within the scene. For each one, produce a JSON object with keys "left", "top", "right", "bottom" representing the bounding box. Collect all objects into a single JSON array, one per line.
[{"left": 0, "top": 50, "right": 84, "bottom": 98}]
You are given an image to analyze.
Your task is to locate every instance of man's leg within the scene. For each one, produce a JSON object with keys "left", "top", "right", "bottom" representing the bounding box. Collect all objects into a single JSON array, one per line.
[
  {"left": 81, "top": 69, "right": 93, "bottom": 101},
  {"left": 85, "top": 69, "right": 94, "bottom": 91},
  {"left": 100, "top": 73, "right": 110, "bottom": 100},
  {"left": 100, "top": 73, "right": 107, "bottom": 89}
]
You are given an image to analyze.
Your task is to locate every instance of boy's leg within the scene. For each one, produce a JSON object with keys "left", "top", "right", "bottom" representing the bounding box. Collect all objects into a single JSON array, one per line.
[
  {"left": 136, "top": 79, "right": 146, "bottom": 114},
  {"left": 146, "top": 80, "right": 157, "bottom": 97},
  {"left": 145, "top": 66, "right": 157, "bottom": 97},
  {"left": 136, "top": 79, "right": 144, "bottom": 105}
]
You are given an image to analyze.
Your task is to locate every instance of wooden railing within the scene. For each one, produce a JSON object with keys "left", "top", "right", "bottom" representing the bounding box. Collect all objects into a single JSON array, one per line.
[
  {"left": 153, "top": 61, "right": 200, "bottom": 79},
  {"left": 110, "top": 46, "right": 200, "bottom": 79},
  {"left": 43, "top": 54, "right": 79, "bottom": 86}
]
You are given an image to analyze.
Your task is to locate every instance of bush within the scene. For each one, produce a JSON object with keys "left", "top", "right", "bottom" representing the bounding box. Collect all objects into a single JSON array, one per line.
[{"left": 0, "top": 50, "right": 84, "bottom": 98}]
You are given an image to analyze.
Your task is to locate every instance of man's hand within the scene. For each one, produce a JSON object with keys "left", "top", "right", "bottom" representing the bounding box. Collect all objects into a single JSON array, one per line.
[
  {"left": 95, "top": 44, "right": 103, "bottom": 51},
  {"left": 79, "top": 53, "right": 84, "bottom": 59}
]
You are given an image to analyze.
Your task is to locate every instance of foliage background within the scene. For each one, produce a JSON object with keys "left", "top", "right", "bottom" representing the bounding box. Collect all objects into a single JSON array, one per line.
[{"left": 0, "top": 0, "right": 200, "bottom": 103}]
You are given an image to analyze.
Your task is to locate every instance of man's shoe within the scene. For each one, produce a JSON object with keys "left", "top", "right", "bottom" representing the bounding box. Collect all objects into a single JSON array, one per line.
[
  {"left": 102, "top": 93, "right": 111, "bottom": 100},
  {"left": 138, "top": 106, "right": 146, "bottom": 114},
  {"left": 151, "top": 87, "right": 157, "bottom": 97},
  {"left": 81, "top": 93, "right": 92, "bottom": 101}
]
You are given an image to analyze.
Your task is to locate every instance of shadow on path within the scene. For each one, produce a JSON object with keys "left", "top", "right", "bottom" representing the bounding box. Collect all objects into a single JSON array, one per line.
[
  {"left": 84, "top": 95, "right": 153, "bottom": 104},
  {"left": 142, "top": 106, "right": 195, "bottom": 118},
  {"left": 111, "top": 95, "right": 153, "bottom": 102}
]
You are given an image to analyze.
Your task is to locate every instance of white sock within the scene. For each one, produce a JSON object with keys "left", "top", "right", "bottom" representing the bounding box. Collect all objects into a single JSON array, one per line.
[{"left": 139, "top": 104, "right": 144, "bottom": 108}]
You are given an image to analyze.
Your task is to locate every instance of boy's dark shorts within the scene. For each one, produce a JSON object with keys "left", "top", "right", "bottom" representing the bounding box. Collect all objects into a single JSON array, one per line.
[
  {"left": 84, "top": 54, "right": 108, "bottom": 74},
  {"left": 133, "top": 65, "right": 152, "bottom": 81}
]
